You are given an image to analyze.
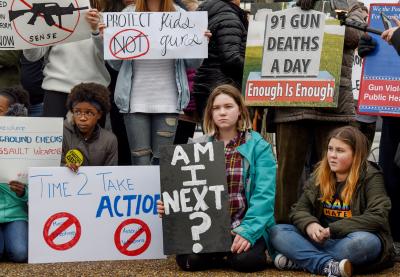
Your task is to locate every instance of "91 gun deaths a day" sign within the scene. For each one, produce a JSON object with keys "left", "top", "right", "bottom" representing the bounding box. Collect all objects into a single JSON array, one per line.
[
  {"left": 243, "top": 5, "right": 345, "bottom": 107},
  {"left": 103, "top": 11, "right": 208, "bottom": 60},
  {"left": 1, "top": 0, "right": 91, "bottom": 49},
  {"left": 28, "top": 166, "right": 165, "bottom": 263},
  {"left": 159, "top": 142, "right": 231, "bottom": 255}
]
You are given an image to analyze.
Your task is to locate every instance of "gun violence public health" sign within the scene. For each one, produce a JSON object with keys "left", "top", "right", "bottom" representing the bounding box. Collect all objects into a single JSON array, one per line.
[{"left": 0, "top": 0, "right": 92, "bottom": 49}]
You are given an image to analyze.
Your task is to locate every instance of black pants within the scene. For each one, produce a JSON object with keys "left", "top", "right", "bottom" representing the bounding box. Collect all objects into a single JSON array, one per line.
[
  {"left": 173, "top": 119, "right": 197, "bottom": 144},
  {"left": 43, "top": 90, "right": 68, "bottom": 118},
  {"left": 379, "top": 117, "right": 400, "bottom": 241},
  {"left": 175, "top": 238, "right": 267, "bottom": 272}
]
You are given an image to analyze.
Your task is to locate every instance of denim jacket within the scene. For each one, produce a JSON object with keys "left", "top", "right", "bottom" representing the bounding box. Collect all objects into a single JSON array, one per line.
[
  {"left": 107, "top": 5, "right": 202, "bottom": 113},
  {"left": 191, "top": 131, "right": 277, "bottom": 248}
]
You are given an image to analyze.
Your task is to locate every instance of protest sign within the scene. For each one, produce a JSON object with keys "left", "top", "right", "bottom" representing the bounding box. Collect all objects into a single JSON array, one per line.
[
  {"left": 28, "top": 166, "right": 165, "bottom": 263},
  {"left": 243, "top": 2, "right": 345, "bottom": 107},
  {"left": 0, "top": 117, "right": 62, "bottom": 183},
  {"left": 352, "top": 0, "right": 398, "bottom": 100},
  {"left": 0, "top": 0, "right": 91, "bottom": 50},
  {"left": 159, "top": 142, "right": 231, "bottom": 255},
  {"left": 103, "top": 11, "right": 208, "bottom": 60},
  {"left": 358, "top": 3, "right": 400, "bottom": 116}
]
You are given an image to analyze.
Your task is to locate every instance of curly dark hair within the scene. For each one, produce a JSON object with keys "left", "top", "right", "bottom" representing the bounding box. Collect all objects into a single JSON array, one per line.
[
  {"left": 0, "top": 86, "right": 30, "bottom": 108},
  {"left": 66, "top": 83, "right": 111, "bottom": 114}
]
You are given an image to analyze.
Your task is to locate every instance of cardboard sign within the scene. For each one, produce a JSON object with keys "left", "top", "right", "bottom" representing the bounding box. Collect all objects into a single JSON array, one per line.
[
  {"left": 0, "top": 117, "right": 62, "bottom": 183},
  {"left": 243, "top": 2, "right": 345, "bottom": 107},
  {"left": 159, "top": 142, "right": 231, "bottom": 255},
  {"left": 358, "top": 3, "right": 400, "bottom": 116},
  {"left": 103, "top": 11, "right": 208, "bottom": 60},
  {"left": 28, "top": 166, "right": 165, "bottom": 263},
  {"left": 0, "top": 0, "right": 91, "bottom": 50}
]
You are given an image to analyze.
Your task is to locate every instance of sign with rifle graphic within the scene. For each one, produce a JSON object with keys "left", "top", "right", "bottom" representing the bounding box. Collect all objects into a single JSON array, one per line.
[{"left": 0, "top": 0, "right": 92, "bottom": 50}]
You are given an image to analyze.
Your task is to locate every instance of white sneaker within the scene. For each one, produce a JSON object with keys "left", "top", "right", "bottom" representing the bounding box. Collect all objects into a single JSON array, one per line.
[
  {"left": 274, "top": 253, "right": 300, "bottom": 270},
  {"left": 323, "top": 259, "right": 352, "bottom": 277}
]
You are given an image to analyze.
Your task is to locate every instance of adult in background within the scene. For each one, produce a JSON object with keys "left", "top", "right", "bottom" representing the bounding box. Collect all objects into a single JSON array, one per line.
[
  {"left": 379, "top": 16, "right": 400, "bottom": 260},
  {"left": 0, "top": 51, "right": 20, "bottom": 88},
  {"left": 108, "top": 0, "right": 206, "bottom": 165},
  {"left": 274, "top": 0, "right": 365, "bottom": 223},
  {"left": 192, "top": 0, "right": 248, "bottom": 120},
  {"left": 97, "top": 0, "right": 133, "bottom": 165},
  {"left": 23, "top": 8, "right": 110, "bottom": 118}
]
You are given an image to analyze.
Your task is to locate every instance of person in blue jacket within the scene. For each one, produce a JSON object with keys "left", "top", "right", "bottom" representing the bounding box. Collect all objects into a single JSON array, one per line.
[{"left": 157, "top": 84, "right": 276, "bottom": 272}]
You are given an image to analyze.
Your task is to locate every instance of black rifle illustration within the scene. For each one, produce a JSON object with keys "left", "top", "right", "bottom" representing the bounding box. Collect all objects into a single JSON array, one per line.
[{"left": 9, "top": 3, "right": 89, "bottom": 28}]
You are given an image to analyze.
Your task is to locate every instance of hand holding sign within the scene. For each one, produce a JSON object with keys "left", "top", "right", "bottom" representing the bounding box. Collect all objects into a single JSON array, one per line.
[{"left": 9, "top": 180, "right": 25, "bottom": 197}]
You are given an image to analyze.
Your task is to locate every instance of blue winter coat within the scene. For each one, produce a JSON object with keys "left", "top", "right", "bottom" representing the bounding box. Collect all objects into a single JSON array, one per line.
[{"left": 192, "top": 130, "right": 276, "bottom": 247}]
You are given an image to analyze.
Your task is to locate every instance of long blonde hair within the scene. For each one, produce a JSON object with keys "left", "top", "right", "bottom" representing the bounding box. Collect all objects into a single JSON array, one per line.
[
  {"left": 314, "top": 126, "right": 368, "bottom": 204},
  {"left": 135, "top": 0, "right": 175, "bottom": 11},
  {"left": 203, "top": 84, "right": 252, "bottom": 136}
]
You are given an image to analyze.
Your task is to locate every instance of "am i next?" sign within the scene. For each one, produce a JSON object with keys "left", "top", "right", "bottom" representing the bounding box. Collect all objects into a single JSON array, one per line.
[{"left": 159, "top": 142, "right": 231, "bottom": 255}]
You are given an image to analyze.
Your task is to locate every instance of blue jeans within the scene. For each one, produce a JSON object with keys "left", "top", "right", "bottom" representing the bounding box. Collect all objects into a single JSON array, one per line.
[
  {"left": 0, "top": 220, "right": 28, "bottom": 262},
  {"left": 124, "top": 113, "right": 178, "bottom": 165},
  {"left": 270, "top": 224, "right": 381, "bottom": 274}
]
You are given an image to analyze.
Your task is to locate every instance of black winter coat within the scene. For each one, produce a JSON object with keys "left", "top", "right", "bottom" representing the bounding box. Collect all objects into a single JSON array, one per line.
[{"left": 193, "top": 0, "right": 248, "bottom": 116}]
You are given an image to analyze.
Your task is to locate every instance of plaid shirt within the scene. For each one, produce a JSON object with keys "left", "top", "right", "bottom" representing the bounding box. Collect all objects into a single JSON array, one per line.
[{"left": 222, "top": 131, "right": 247, "bottom": 229}]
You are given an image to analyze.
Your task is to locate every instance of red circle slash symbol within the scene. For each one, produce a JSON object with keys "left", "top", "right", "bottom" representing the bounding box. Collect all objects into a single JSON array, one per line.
[
  {"left": 114, "top": 218, "right": 151, "bottom": 256},
  {"left": 10, "top": 0, "right": 85, "bottom": 46},
  {"left": 43, "top": 212, "right": 81, "bottom": 251},
  {"left": 109, "top": 28, "right": 150, "bottom": 60}
]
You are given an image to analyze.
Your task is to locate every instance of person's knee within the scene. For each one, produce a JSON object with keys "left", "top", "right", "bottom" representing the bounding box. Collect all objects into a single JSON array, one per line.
[
  {"left": 131, "top": 148, "right": 152, "bottom": 157},
  {"left": 175, "top": 254, "right": 207, "bottom": 271},
  {"left": 7, "top": 246, "right": 28, "bottom": 263},
  {"left": 229, "top": 251, "right": 266, "bottom": 272},
  {"left": 343, "top": 232, "right": 381, "bottom": 261},
  {"left": 270, "top": 224, "right": 295, "bottom": 242}
]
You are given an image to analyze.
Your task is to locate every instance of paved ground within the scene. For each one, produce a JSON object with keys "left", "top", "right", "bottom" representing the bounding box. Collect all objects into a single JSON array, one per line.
[{"left": 0, "top": 256, "right": 399, "bottom": 276}]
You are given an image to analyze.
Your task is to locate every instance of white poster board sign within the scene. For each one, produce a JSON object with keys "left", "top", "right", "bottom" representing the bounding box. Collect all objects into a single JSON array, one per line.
[
  {"left": 0, "top": 117, "right": 62, "bottom": 183},
  {"left": 0, "top": 0, "right": 91, "bottom": 50},
  {"left": 103, "top": 12, "right": 208, "bottom": 60},
  {"left": 28, "top": 166, "right": 165, "bottom": 263},
  {"left": 261, "top": 7, "right": 325, "bottom": 77}
]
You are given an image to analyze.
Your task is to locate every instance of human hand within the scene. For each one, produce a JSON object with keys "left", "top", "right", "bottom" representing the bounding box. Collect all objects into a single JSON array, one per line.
[
  {"left": 296, "top": 0, "right": 317, "bottom": 10},
  {"left": 231, "top": 233, "right": 251, "bottom": 253},
  {"left": 204, "top": 30, "right": 212, "bottom": 42},
  {"left": 99, "top": 23, "right": 106, "bottom": 37},
  {"left": 67, "top": 163, "right": 80, "bottom": 173},
  {"left": 381, "top": 18, "right": 400, "bottom": 43},
  {"left": 358, "top": 34, "right": 377, "bottom": 57},
  {"left": 157, "top": 200, "right": 165, "bottom": 218},
  {"left": 306, "top": 222, "right": 329, "bottom": 243},
  {"left": 85, "top": 9, "right": 100, "bottom": 32},
  {"left": 9, "top": 181, "right": 25, "bottom": 197}
]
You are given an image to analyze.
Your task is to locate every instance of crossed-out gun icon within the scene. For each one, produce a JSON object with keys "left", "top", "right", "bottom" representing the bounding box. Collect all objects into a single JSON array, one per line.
[{"left": 9, "top": 2, "right": 89, "bottom": 28}]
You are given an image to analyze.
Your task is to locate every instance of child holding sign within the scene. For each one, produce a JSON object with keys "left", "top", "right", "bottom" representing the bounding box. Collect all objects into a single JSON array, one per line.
[
  {"left": 62, "top": 83, "right": 118, "bottom": 171},
  {"left": 158, "top": 84, "right": 276, "bottom": 272},
  {"left": 0, "top": 87, "right": 30, "bottom": 262},
  {"left": 270, "top": 126, "right": 393, "bottom": 276}
]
